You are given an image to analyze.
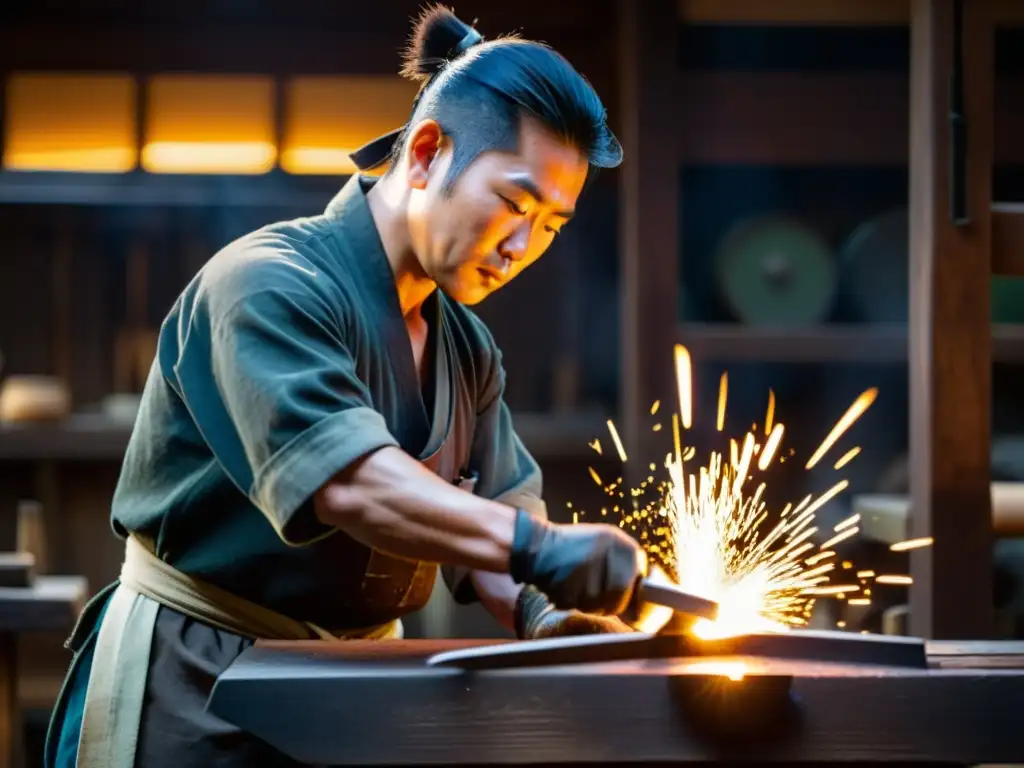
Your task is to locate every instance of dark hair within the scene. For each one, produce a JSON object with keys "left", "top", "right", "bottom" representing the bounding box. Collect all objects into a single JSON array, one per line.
[{"left": 386, "top": 5, "right": 622, "bottom": 192}]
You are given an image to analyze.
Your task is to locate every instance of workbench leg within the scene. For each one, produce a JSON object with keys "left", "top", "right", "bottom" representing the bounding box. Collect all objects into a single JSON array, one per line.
[{"left": 0, "top": 632, "right": 24, "bottom": 768}]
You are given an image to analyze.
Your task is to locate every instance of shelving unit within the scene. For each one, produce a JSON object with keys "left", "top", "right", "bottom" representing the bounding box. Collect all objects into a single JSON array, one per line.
[
  {"left": 0, "top": 170, "right": 339, "bottom": 209},
  {"left": 619, "top": 0, "right": 1024, "bottom": 640},
  {"left": 0, "top": 410, "right": 608, "bottom": 463},
  {"left": 677, "top": 324, "right": 1024, "bottom": 364}
]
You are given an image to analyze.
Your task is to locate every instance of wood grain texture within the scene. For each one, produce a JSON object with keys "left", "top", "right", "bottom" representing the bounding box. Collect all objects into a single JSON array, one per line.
[
  {"left": 907, "top": 0, "right": 994, "bottom": 640},
  {"left": 992, "top": 203, "right": 1024, "bottom": 277},
  {"left": 0, "top": 575, "right": 87, "bottom": 632},
  {"left": 677, "top": 0, "right": 1024, "bottom": 25},
  {"left": 212, "top": 640, "right": 1024, "bottom": 765},
  {"left": 618, "top": 0, "right": 680, "bottom": 465},
  {"left": 673, "top": 73, "right": 1024, "bottom": 167},
  {"left": 424, "top": 630, "right": 927, "bottom": 670}
]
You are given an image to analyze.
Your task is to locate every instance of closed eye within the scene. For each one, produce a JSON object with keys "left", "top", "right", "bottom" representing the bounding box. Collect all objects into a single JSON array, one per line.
[{"left": 500, "top": 195, "right": 527, "bottom": 216}]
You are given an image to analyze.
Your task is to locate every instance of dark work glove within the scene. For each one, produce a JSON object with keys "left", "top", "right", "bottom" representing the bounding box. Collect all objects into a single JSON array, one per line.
[
  {"left": 515, "top": 585, "right": 635, "bottom": 640},
  {"left": 508, "top": 508, "right": 645, "bottom": 615}
]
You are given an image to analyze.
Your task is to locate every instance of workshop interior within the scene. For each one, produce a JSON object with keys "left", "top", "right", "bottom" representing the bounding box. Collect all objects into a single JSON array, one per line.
[{"left": 1, "top": 0, "right": 1024, "bottom": 765}]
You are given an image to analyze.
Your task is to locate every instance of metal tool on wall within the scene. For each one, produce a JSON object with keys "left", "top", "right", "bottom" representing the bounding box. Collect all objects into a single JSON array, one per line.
[{"left": 714, "top": 215, "right": 837, "bottom": 327}]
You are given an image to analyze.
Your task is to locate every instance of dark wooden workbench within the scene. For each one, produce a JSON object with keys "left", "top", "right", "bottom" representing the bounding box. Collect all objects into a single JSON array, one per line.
[
  {"left": 0, "top": 575, "right": 87, "bottom": 768},
  {"left": 209, "top": 637, "right": 1024, "bottom": 766}
]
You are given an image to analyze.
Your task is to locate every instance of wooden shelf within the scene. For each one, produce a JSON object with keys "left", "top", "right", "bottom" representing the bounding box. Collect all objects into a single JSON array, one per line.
[
  {"left": 677, "top": 323, "right": 1024, "bottom": 363},
  {"left": 677, "top": 0, "right": 1024, "bottom": 26},
  {"left": 0, "top": 410, "right": 609, "bottom": 463},
  {"left": 0, "top": 170, "right": 342, "bottom": 208}
]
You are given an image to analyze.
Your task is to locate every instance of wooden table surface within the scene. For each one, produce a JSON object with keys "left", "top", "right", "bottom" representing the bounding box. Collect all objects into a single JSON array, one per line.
[
  {"left": 0, "top": 575, "right": 87, "bottom": 768},
  {"left": 208, "top": 637, "right": 1024, "bottom": 766}
]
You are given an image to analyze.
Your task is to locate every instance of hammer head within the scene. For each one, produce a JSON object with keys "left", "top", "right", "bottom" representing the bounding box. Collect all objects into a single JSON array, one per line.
[{"left": 621, "top": 566, "right": 720, "bottom": 633}]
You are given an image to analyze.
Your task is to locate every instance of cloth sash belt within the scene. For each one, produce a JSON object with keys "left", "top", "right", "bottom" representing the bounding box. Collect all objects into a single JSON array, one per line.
[{"left": 75, "top": 534, "right": 401, "bottom": 767}]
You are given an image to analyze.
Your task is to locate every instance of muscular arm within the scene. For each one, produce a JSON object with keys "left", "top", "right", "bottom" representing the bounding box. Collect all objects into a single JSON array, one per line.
[
  {"left": 469, "top": 571, "right": 522, "bottom": 632},
  {"left": 315, "top": 447, "right": 524, "bottom": 632},
  {"left": 314, "top": 446, "right": 518, "bottom": 573}
]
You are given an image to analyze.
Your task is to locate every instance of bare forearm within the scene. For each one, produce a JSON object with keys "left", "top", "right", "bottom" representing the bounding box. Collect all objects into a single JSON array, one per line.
[
  {"left": 314, "top": 446, "right": 517, "bottom": 573},
  {"left": 470, "top": 571, "right": 523, "bottom": 632}
]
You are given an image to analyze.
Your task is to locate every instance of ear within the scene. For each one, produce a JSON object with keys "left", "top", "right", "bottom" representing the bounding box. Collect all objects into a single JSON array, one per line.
[{"left": 404, "top": 119, "right": 445, "bottom": 190}]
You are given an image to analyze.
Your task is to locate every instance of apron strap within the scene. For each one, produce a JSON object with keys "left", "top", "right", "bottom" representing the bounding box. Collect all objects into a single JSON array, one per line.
[
  {"left": 73, "top": 537, "right": 402, "bottom": 767},
  {"left": 120, "top": 534, "right": 401, "bottom": 641},
  {"left": 76, "top": 585, "right": 158, "bottom": 768}
]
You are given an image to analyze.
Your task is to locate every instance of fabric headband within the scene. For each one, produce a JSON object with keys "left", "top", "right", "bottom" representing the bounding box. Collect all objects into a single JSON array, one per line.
[{"left": 348, "top": 27, "right": 484, "bottom": 172}]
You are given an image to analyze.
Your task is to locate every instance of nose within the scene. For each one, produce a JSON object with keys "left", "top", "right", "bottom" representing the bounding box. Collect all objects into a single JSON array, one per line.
[{"left": 499, "top": 220, "right": 531, "bottom": 263}]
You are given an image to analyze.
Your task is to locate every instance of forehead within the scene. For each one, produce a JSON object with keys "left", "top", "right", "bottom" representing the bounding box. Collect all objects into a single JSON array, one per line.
[{"left": 490, "top": 117, "right": 589, "bottom": 203}]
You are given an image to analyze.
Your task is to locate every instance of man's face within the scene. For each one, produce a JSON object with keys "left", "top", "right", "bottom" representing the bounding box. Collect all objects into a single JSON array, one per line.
[{"left": 404, "top": 116, "right": 589, "bottom": 305}]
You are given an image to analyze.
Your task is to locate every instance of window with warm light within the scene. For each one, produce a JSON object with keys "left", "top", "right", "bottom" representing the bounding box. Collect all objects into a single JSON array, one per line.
[
  {"left": 142, "top": 75, "right": 277, "bottom": 175},
  {"left": 3, "top": 73, "right": 138, "bottom": 173},
  {"left": 281, "top": 76, "right": 420, "bottom": 175}
]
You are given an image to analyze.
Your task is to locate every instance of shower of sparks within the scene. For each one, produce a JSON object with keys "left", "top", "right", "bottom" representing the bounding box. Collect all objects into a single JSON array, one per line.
[
  {"left": 890, "top": 536, "right": 933, "bottom": 552},
  {"left": 576, "top": 345, "right": 886, "bottom": 639},
  {"left": 589, "top": 439, "right": 602, "bottom": 455},
  {"left": 650, "top": 400, "right": 661, "bottom": 415}
]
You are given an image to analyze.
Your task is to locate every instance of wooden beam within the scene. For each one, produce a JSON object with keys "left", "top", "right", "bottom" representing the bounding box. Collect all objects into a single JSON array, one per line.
[
  {"left": 679, "top": 0, "right": 911, "bottom": 25},
  {"left": 673, "top": 73, "right": 1024, "bottom": 167},
  {"left": 679, "top": 0, "right": 1024, "bottom": 26},
  {"left": 993, "top": 203, "right": 1024, "bottom": 276},
  {"left": 0, "top": 9, "right": 607, "bottom": 74},
  {"left": 618, "top": 0, "right": 679, "bottom": 464},
  {"left": 908, "top": 0, "right": 994, "bottom": 640}
]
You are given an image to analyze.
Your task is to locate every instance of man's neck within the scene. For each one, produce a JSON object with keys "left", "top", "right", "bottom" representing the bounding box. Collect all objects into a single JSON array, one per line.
[{"left": 365, "top": 175, "right": 436, "bottom": 323}]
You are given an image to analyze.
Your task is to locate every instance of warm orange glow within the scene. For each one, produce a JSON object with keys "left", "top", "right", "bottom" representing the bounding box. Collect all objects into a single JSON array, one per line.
[
  {"left": 143, "top": 76, "right": 276, "bottom": 174},
  {"left": 686, "top": 660, "right": 748, "bottom": 681},
  {"left": 281, "top": 76, "right": 420, "bottom": 175},
  {"left": 3, "top": 73, "right": 137, "bottom": 172}
]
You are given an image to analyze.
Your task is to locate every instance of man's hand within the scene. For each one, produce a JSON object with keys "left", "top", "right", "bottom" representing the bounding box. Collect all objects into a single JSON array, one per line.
[
  {"left": 509, "top": 508, "right": 646, "bottom": 615},
  {"left": 515, "top": 584, "right": 635, "bottom": 639}
]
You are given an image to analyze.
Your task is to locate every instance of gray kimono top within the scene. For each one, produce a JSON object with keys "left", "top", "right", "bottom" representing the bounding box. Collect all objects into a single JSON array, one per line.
[{"left": 110, "top": 173, "right": 547, "bottom": 629}]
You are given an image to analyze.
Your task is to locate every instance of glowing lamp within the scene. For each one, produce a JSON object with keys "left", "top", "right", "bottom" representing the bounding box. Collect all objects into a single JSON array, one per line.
[
  {"left": 142, "top": 75, "right": 276, "bottom": 175},
  {"left": 281, "top": 76, "right": 419, "bottom": 175},
  {"left": 3, "top": 73, "right": 137, "bottom": 172}
]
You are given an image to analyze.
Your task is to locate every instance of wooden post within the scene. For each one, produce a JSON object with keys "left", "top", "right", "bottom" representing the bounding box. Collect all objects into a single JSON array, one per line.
[
  {"left": 618, "top": 0, "right": 679, "bottom": 464},
  {"left": 908, "top": 0, "right": 994, "bottom": 639}
]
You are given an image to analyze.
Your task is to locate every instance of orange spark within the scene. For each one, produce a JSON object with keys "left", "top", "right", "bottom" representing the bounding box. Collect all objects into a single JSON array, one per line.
[
  {"left": 805, "top": 388, "right": 878, "bottom": 469},
  {"left": 717, "top": 373, "right": 728, "bottom": 432},
  {"left": 834, "top": 446, "right": 861, "bottom": 470},
  {"left": 890, "top": 537, "right": 933, "bottom": 552},
  {"left": 674, "top": 344, "right": 693, "bottom": 429},
  {"left": 606, "top": 420, "right": 627, "bottom": 462},
  {"left": 758, "top": 423, "right": 785, "bottom": 471}
]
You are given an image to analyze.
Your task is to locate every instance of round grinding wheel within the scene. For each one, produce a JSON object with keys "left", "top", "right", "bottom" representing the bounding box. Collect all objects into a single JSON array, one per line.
[
  {"left": 714, "top": 216, "right": 837, "bottom": 327},
  {"left": 992, "top": 277, "right": 1024, "bottom": 323},
  {"left": 839, "top": 208, "right": 908, "bottom": 323}
]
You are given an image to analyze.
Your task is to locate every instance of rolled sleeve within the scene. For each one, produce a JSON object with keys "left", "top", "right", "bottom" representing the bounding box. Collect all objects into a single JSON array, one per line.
[{"left": 171, "top": 262, "right": 398, "bottom": 547}]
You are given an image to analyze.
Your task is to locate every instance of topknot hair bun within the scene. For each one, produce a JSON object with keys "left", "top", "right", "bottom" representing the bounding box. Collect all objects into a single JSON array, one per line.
[{"left": 400, "top": 5, "right": 483, "bottom": 80}]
